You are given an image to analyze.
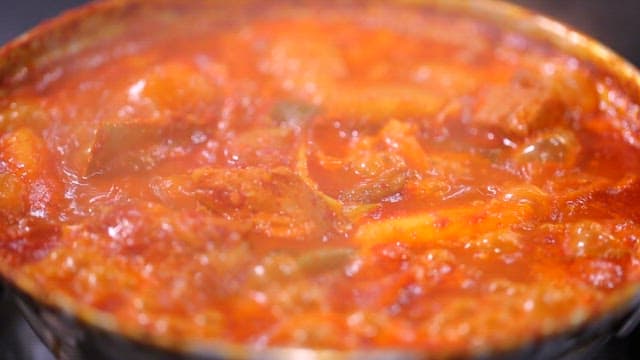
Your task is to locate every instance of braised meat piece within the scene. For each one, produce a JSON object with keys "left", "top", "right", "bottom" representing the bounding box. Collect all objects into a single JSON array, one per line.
[{"left": 472, "top": 74, "right": 565, "bottom": 136}]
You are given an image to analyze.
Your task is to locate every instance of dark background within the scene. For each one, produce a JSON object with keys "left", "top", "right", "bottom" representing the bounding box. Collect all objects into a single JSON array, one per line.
[
  {"left": 511, "top": 0, "right": 640, "bottom": 66},
  {"left": 1, "top": 0, "right": 640, "bottom": 66},
  {"left": 1, "top": 1, "right": 640, "bottom": 359}
]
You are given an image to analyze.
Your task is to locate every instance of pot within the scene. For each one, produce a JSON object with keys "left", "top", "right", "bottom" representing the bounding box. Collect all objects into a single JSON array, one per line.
[{"left": 1, "top": 1, "right": 640, "bottom": 359}]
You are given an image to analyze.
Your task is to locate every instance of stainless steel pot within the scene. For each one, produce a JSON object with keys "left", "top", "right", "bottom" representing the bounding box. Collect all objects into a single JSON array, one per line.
[{"left": 1, "top": 1, "right": 640, "bottom": 359}]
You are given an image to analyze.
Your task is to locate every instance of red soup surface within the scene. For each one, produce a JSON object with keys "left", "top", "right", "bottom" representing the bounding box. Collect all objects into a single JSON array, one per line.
[{"left": 1, "top": 0, "right": 640, "bottom": 357}]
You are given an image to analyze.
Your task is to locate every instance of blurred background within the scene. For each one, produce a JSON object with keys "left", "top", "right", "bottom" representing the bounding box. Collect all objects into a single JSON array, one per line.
[
  {"left": 1, "top": 1, "right": 640, "bottom": 359},
  {"left": 1, "top": 0, "right": 640, "bottom": 66},
  {"left": 511, "top": 0, "right": 640, "bottom": 66}
]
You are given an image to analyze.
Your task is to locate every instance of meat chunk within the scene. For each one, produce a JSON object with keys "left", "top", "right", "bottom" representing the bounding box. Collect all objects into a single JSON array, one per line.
[
  {"left": 190, "top": 167, "right": 345, "bottom": 242},
  {"left": 190, "top": 167, "right": 347, "bottom": 249},
  {"left": 338, "top": 152, "right": 409, "bottom": 205},
  {"left": 305, "top": 120, "right": 419, "bottom": 205},
  {"left": 223, "top": 127, "right": 295, "bottom": 168},
  {"left": 472, "top": 74, "right": 565, "bottom": 136},
  {"left": 86, "top": 62, "right": 219, "bottom": 175},
  {"left": 87, "top": 120, "right": 203, "bottom": 175}
]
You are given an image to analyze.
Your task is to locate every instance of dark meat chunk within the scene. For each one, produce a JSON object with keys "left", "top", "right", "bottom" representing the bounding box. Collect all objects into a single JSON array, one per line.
[
  {"left": 87, "top": 120, "right": 205, "bottom": 175},
  {"left": 472, "top": 74, "right": 564, "bottom": 136},
  {"left": 86, "top": 62, "right": 218, "bottom": 175},
  {"left": 89, "top": 120, "right": 168, "bottom": 174}
]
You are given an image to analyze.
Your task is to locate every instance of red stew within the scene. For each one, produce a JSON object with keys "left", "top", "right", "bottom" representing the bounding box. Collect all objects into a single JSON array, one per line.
[{"left": 1, "top": 0, "right": 640, "bottom": 356}]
